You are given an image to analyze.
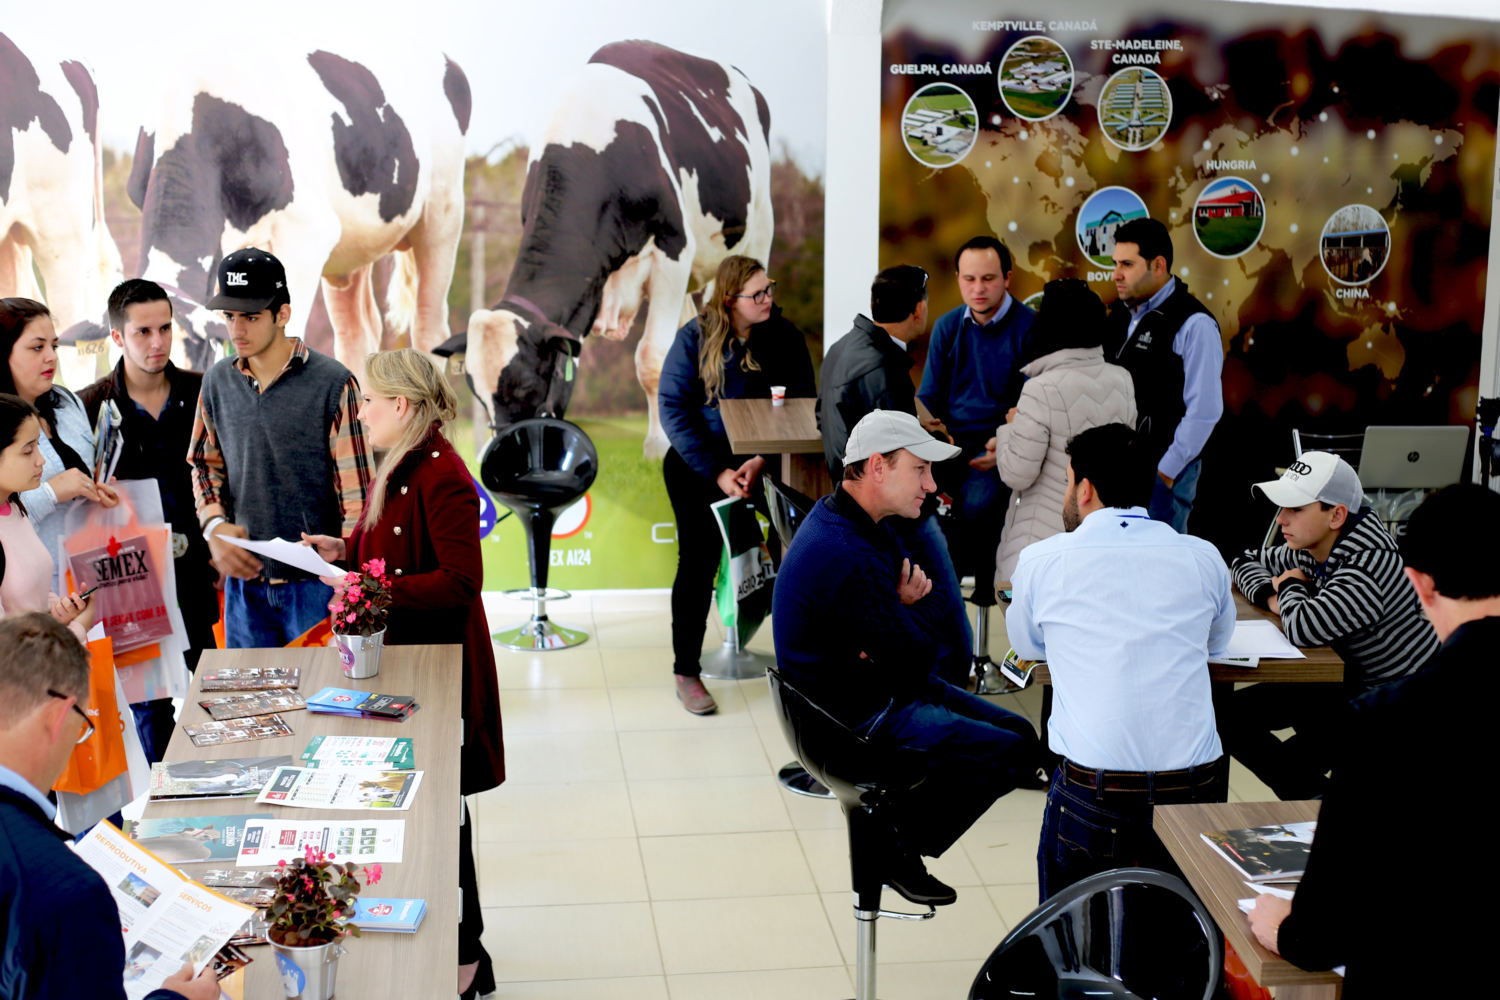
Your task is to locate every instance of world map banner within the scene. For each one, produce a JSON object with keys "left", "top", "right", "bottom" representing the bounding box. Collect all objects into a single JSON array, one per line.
[{"left": 879, "top": 0, "right": 1500, "bottom": 548}]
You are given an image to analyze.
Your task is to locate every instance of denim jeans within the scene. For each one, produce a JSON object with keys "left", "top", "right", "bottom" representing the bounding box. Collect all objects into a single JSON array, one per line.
[
  {"left": 862, "top": 676, "right": 1039, "bottom": 857},
  {"left": 224, "top": 577, "right": 334, "bottom": 648},
  {"left": 935, "top": 433, "right": 1011, "bottom": 604},
  {"left": 910, "top": 514, "right": 973, "bottom": 687},
  {"left": 1037, "top": 759, "right": 1226, "bottom": 902},
  {"left": 1148, "top": 458, "right": 1202, "bottom": 534}
]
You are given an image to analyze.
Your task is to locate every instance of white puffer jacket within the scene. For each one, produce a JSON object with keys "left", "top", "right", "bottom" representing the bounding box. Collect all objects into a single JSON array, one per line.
[{"left": 993, "top": 346, "right": 1137, "bottom": 582}]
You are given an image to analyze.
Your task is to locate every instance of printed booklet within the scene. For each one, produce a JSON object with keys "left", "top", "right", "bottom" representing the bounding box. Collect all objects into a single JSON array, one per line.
[
  {"left": 148, "top": 756, "right": 295, "bottom": 801},
  {"left": 199, "top": 667, "right": 302, "bottom": 692},
  {"left": 350, "top": 898, "right": 427, "bottom": 933},
  {"left": 198, "top": 690, "right": 307, "bottom": 721},
  {"left": 122, "top": 813, "right": 272, "bottom": 864},
  {"left": 181, "top": 714, "right": 293, "bottom": 747},
  {"left": 300, "top": 735, "right": 415, "bottom": 770},
  {"left": 236, "top": 818, "right": 406, "bottom": 866},
  {"left": 1200, "top": 820, "right": 1316, "bottom": 883},
  {"left": 255, "top": 766, "right": 424, "bottom": 810}
]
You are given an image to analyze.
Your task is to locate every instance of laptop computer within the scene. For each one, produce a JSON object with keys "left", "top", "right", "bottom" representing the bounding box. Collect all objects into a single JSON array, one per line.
[{"left": 1356, "top": 425, "right": 1469, "bottom": 489}]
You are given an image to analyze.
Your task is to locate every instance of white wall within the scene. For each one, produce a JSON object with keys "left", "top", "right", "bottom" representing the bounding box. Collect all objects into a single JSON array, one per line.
[{"left": 822, "top": 0, "right": 1500, "bottom": 426}]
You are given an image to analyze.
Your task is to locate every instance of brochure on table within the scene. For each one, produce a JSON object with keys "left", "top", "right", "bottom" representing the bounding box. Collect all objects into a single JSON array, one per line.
[
  {"left": 73, "top": 821, "right": 255, "bottom": 1000},
  {"left": 236, "top": 818, "right": 406, "bottom": 866},
  {"left": 255, "top": 766, "right": 424, "bottom": 810}
]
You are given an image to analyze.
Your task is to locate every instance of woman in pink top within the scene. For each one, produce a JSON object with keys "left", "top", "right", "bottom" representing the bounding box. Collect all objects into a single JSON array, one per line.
[{"left": 0, "top": 394, "right": 93, "bottom": 637}]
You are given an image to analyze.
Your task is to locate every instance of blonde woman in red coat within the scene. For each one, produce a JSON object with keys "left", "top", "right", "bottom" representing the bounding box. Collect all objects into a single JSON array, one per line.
[{"left": 303, "top": 348, "right": 502, "bottom": 999}]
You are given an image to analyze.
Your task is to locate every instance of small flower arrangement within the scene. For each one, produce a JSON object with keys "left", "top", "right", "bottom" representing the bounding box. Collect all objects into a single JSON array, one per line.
[
  {"left": 267, "top": 844, "right": 382, "bottom": 946},
  {"left": 329, "top": 558, "right": 392, "bottom": 637}
]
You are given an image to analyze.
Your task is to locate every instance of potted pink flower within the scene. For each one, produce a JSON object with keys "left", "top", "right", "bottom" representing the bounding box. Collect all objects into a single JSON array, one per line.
[
  {"left": 330, "top": 558, "right": 393, "bottom": 679},
  {"left": 267, "top": 844, "right": 382, "bottom": 999}
]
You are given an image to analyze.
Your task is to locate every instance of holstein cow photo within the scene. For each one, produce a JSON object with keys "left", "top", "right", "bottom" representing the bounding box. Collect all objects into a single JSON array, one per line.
[
  {"left": 458, "top": 40, "right": 774, "bottom": 457},
  {"left": 127, "top": 49, "right": 470, "bottom": 377},
  {"left": 1, "top": 32, "right": 122, "bottom": 387}
]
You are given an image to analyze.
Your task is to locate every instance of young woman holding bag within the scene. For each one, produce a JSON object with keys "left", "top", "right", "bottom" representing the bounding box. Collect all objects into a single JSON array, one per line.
[{"left": 301, "top": 348, "right": 503, "bottom": 999}]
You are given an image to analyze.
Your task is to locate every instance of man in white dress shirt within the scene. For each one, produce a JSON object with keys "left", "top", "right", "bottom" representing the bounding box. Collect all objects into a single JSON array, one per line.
[{"left": 1007, "top": 423, "right": 1235, "bottom": 900}]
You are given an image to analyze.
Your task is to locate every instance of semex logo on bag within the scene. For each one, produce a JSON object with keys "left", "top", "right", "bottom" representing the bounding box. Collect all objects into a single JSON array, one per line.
[{"left": 90, "top": 535, "right": 151, "bottom": 585}]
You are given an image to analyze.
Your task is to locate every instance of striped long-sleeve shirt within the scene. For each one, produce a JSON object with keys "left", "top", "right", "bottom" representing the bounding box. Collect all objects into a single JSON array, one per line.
[{"left": 1230, "top": 508, "right": 1438, "bottom": 686}]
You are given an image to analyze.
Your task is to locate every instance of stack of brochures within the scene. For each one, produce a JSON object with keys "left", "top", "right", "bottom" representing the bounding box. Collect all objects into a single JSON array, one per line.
[
  {"left": 148, "top": 756, "right": 294, "bottom": 801},
  {"left": 306, "top": 686, "right": 420, "bottom": 721},
  {"left": 1200, "top": 820, "right": 1315, "bottom": 884},
  {"left": 198, "top": 690, "right": 307, "bottom": 721},
  {"left": 199, "top": 667, "right": 302, "bottom": 692},
  {"left": 300, "top": 735, "right": 415, "bottom": 770},
  {"left": 350, "top": 898, "right": 427, "bottom": 933}
]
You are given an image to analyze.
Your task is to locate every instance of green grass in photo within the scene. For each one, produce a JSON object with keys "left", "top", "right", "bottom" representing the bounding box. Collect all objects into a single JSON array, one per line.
[
  {"left": 1001, "top": 89, "right": 1066, "bottom": 118},
  {"left": 1195, "top": 214, "right": 1264, "bottom": 256}
]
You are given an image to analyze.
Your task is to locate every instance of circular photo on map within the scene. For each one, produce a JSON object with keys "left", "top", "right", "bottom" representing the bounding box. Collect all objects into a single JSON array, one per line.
[
  {"left": 997, "top": 36, "right": 1074, "bottom": 122},
  {"left": 901, "top": 82, "right": 979, "bottom": 168},
  {"left": 1077, "top": 187, "right": 1150, "bottom": 267},
  {"left": 1097, "top": 67, "right": 1172, "bottom": 151},
  {"left": 1021, "top": 290, "right": 1045, "bottom": 311},
  {"left": 1193, "top": 177, "right": 1266, "bottom": 259},
  {"left": 1320, "top": 205, "right": 1390, "bottom": 286}
]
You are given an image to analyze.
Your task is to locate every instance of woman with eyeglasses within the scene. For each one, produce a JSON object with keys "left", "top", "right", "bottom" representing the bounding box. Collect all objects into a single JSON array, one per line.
[
  {"left": 0, "top": 393, "right": 94, "bottom": 640},
  {"left": 657, "top": 254, "right": 814, "bottom": 714}
]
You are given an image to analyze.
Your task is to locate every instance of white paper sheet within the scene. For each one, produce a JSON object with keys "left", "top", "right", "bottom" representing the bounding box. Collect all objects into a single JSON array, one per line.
[
  {"left": 236, "top": 818, "right": 406, "bottom": 866},
  {"left": 1223, "top": 619, "right": 1306, "bottom": 660},
  {"left": 220, "top": 536, "right": 345, "bottom": 579}
]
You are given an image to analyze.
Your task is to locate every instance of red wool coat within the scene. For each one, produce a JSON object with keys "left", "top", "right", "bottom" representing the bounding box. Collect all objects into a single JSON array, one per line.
[{"left": 346, "top": 427, "right": 504, "bottom": 795}]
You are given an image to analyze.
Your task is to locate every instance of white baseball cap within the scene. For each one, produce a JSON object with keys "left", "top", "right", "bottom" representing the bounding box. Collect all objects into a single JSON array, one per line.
[
  {"left": 1253, "top": 451, "right": 1364, "bottom": 510},
  {"left": 843, "top": 410, "right": 961, "bottom": 465}
]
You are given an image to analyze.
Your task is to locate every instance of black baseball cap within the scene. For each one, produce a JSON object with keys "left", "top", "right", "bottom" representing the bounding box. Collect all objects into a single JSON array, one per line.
[{"left": 206, "top": 248, "right": 288, "bottom": 313}]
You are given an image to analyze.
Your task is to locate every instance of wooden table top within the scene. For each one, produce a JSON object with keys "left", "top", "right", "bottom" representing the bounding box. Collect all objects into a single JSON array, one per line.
[
  {"left": 1006, "top": 587, "right": 1345, "bottom": 685},
  {"left": 719, "top": 397, "right": 822, "bottom": 454},
  {"left": 144, "top": 645, "right": 461, "bottom": 996},
  {"left": 1154, "top": 800, "right": 1341, "bottom": 991}
]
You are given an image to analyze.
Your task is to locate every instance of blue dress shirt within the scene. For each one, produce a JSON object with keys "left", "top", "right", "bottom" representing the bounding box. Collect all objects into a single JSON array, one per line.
[
  {"left": 1006, "top": 506, "right": 1235, "bottom": 771},
  {"left": 918, "top": 293, "right": 1036, "bottom": 438},
  {"left": 1123, "top": 278, "right": 1223, "bottom": 480},
  {"left": 0, "top": 763, "right": 54, "bottom": 820}
]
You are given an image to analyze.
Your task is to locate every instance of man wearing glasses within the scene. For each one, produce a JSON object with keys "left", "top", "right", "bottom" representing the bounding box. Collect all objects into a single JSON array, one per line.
[{"left": 0, "top": 613, "right": 218, "bottom": 999}]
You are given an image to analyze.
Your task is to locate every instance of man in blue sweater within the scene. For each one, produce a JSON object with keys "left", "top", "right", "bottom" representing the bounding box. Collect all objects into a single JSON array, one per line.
[
  {"left": 918, "top": 236, "right": 1035, "bottom": 607},
  {"left": 0, "top": 613, "right": 217, "bottom": 1000},
  {"left": 773, "top": 411, "right": 1039, "bottom": 906}
]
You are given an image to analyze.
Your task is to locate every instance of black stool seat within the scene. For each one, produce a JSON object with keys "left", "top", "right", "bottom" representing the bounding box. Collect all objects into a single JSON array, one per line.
[{"left": 480, "top": 418, "right": 598, "bottom": 650}]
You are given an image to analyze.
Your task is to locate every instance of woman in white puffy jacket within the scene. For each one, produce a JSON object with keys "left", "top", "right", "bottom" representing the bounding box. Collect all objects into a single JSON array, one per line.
[{"left": 992, "top": 279, "right": 1137, "bottom": 584}]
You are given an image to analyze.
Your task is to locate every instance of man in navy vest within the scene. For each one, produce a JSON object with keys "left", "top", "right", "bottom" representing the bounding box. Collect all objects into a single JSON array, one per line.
[{"left": 1104, "top": 218, "right": 1223, "bottom": 533}]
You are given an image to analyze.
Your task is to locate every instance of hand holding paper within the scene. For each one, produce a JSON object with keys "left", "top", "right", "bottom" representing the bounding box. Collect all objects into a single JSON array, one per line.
[{"left": 219, "top": 535, "right": 345, "bottom": 579}]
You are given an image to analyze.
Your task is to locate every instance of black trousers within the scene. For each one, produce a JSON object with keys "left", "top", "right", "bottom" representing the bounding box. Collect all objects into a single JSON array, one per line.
[
  {"left": 458, "top": 800, "right": 485, "bottom": 965},
  {"left": 1222, "top": 681, "right": 1352, "bottom": 800},
  {"left": 662, "top": 448, "right": 777, "bottom": 676}
]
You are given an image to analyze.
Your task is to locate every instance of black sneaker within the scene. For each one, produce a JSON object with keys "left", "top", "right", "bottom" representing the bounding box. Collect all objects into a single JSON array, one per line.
[{"left": 885, "top": 855, "right": 957, "bottom": 907}]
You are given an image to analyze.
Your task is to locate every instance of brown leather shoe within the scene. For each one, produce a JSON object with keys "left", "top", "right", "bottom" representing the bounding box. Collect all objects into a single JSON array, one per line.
[{"left": 675, "top": 675, "right": 718, "bottom": 715}]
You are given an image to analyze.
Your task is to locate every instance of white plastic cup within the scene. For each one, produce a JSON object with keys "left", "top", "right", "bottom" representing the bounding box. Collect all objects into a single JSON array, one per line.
[{"left": 770, "top": 385, "right": 786, "bottom": 406}]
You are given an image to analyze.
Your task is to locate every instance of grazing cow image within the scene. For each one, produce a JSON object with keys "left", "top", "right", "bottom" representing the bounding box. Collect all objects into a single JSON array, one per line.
[
  {"left": 1, "top": 32, "right": 122, "bottom": 387},
  {"left": 127, "top": 49, "right": 470, "bottom": 377},
  {"left": 458, "top": 40, "right": 774, "bottom": 456}
]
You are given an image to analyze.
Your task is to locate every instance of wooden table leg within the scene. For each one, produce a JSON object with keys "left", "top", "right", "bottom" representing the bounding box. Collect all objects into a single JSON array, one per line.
[{"left": 784, "top": 452, "right": 833, "bottom": 499}]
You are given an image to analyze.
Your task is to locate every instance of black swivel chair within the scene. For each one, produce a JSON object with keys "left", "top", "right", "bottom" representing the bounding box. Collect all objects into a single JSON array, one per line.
[
  {"left": 968, "top": 868, "right": 1222, "bottom": 1000},
  {"left": 762, "top": 479, "right": 836, "bottom": 800},
  {"left": 766, "top": 667, "right": 937, "bottom": 1000},
  {"left": 480, "top": 418, "right": 599, "bottom": 650}
]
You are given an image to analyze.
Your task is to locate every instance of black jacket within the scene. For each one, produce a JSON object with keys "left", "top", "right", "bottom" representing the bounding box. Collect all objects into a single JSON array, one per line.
[
  {"left": 816, "top": 315, "right": 916, "bottom": 477},
  {"left": 1104, "top": 280, "right": 1211, "bottom": 465}
]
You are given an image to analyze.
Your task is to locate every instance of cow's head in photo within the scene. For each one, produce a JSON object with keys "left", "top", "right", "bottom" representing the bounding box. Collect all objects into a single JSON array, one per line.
[{"left": 448, "top": 300, "right": 582, "bottom": 430}]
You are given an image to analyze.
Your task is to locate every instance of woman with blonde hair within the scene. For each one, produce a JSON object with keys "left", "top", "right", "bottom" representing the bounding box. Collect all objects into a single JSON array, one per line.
[
  {"left": 302, "top": 348, "right": 502, "bottom": 998},
  {"left": 657, "top": 254, "right": 814, "bottom": 714}
]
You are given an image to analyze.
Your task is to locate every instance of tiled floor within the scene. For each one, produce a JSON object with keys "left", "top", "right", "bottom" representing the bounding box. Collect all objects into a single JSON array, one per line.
[{"left": 471, "top": 589, "right": 1276, "bottom": 997}]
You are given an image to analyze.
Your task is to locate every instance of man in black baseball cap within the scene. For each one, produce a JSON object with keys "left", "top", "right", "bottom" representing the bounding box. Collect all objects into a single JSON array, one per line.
[{"left": 189, "top": 248, "right": 373, "bottom": 646}]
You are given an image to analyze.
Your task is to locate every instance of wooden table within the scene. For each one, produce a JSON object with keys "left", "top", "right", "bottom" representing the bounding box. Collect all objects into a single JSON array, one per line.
[
  {"left": 145, "top": 645, "right": 461, "bottom": 996},
  {"left": 719, "top": 396, "right": 833, "bottom": 499},
  {"left": 1154, "top": 800, "right": 1342, "bottom": 999},
  {"left": 1013, "top": 589, "right": 1345, "bottom": 685}
]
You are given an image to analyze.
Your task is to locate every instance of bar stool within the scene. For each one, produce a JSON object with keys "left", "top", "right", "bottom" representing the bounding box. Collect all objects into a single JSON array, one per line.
[
  {"left": 479, "top": 417, "right": 598, "bottom": 650},
  {"left": 766, "top": 667, "right": 937, "bottom": 1000}
]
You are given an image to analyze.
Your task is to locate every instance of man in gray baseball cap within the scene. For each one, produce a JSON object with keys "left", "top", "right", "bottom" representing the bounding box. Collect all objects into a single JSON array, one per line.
[
  {"left": 1224, "top": 450, "right": 1438, "bottom": 799},
  {"left": 772, "top": 410, "right": 1039, "bottom": 908}
]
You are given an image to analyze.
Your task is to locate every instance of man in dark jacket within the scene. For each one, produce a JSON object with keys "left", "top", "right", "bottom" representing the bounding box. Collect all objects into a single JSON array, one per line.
[
  {"left": 79, "top": 279, "right": 219, "bottom": 763},
  {"left": 818, "top": 265, "right": 971, "bottom": 685},
  {"left": 1249, "top": 484, "right": 1496, "bottom": 997},
  {"left": 774, "top": 410, "right": 1038, "bottom": 907},
  {"left": 0, "top": 613, "right": 217, "bottom": 1000}
]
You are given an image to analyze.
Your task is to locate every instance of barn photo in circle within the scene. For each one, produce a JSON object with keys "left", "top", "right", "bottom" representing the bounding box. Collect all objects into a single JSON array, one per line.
[
  {"left": 1193, "top": 177, "right": 1266, "bottom": 258},
  {"left": 998, "top": 36, "right": 1074, "bottom": 121},
  {"left": 1320, "top": 204, "right": 1391, "bottom": 285},
  {"left": 1076, "top": 186, "right": 1149, "bottom": 267},
  {"left": 901, "top": 82, "right": 979, "bottom": 167},
  {"left": 1097, "top": 66, "right": 1172, "bottom": 151}
]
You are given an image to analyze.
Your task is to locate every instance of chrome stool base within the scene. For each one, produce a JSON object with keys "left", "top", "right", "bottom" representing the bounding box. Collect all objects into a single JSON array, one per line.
[
  {"left": 777, "top": 761, "right": 834, "bottom": 798},
  {"left": 495, "top": 588, "right": 588, "bottom": 650},
  {"left": 700, "top": 635, "right": 770, "bottom": 680}
]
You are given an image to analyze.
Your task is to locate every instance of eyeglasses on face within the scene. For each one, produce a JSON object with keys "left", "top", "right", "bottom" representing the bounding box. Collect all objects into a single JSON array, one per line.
[
  {"left": 733, "top": 280, "right": 777, "bottom": 305},
  {"left": 47, "top": 689, "right": 94, "bottom": 744}
]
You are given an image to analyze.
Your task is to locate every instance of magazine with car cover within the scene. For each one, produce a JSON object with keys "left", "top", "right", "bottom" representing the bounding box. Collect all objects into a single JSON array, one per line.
[
  {"left": 148, "top": 756, "right": 296, "bottom": 801},
  {"left": 198, "top": 690, "right": 307, "bottom": 721},
  {"left": 199, "top": 667, "right": 302, "bottom": 692},
  {"left": 1200, "top": 820, "right": 1316, "bottom": 883},
  {"left": 182, "top": 714, "right": 294, "bottom": 747},
  {"left": 122, "top": 813, "right": 273, "bottom": 864},
  {"left": 350, "top": 897, "right": 427, "bottom": 933},
  {"left": 300, "top": 735, "right": 415, "bottom": 770}
]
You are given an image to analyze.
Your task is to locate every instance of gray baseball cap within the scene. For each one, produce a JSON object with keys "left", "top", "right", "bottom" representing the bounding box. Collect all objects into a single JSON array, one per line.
[
  {"left": 1253, "top": 451, "right": 1364, "bottom": 510},
  {"left": 843, "top": 410, "right": 961, "bottom": 465}
]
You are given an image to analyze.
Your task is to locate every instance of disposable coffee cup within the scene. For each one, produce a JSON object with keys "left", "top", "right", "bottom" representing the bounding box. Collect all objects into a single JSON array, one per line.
[{"left": 771, "top": 385, "right": 786, "bottom": 406}]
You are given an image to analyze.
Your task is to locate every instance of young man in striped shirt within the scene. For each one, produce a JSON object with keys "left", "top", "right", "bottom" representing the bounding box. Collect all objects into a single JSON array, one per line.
[{"left": 1224, "top": 451, "right": 1438, "bottom": 799}]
